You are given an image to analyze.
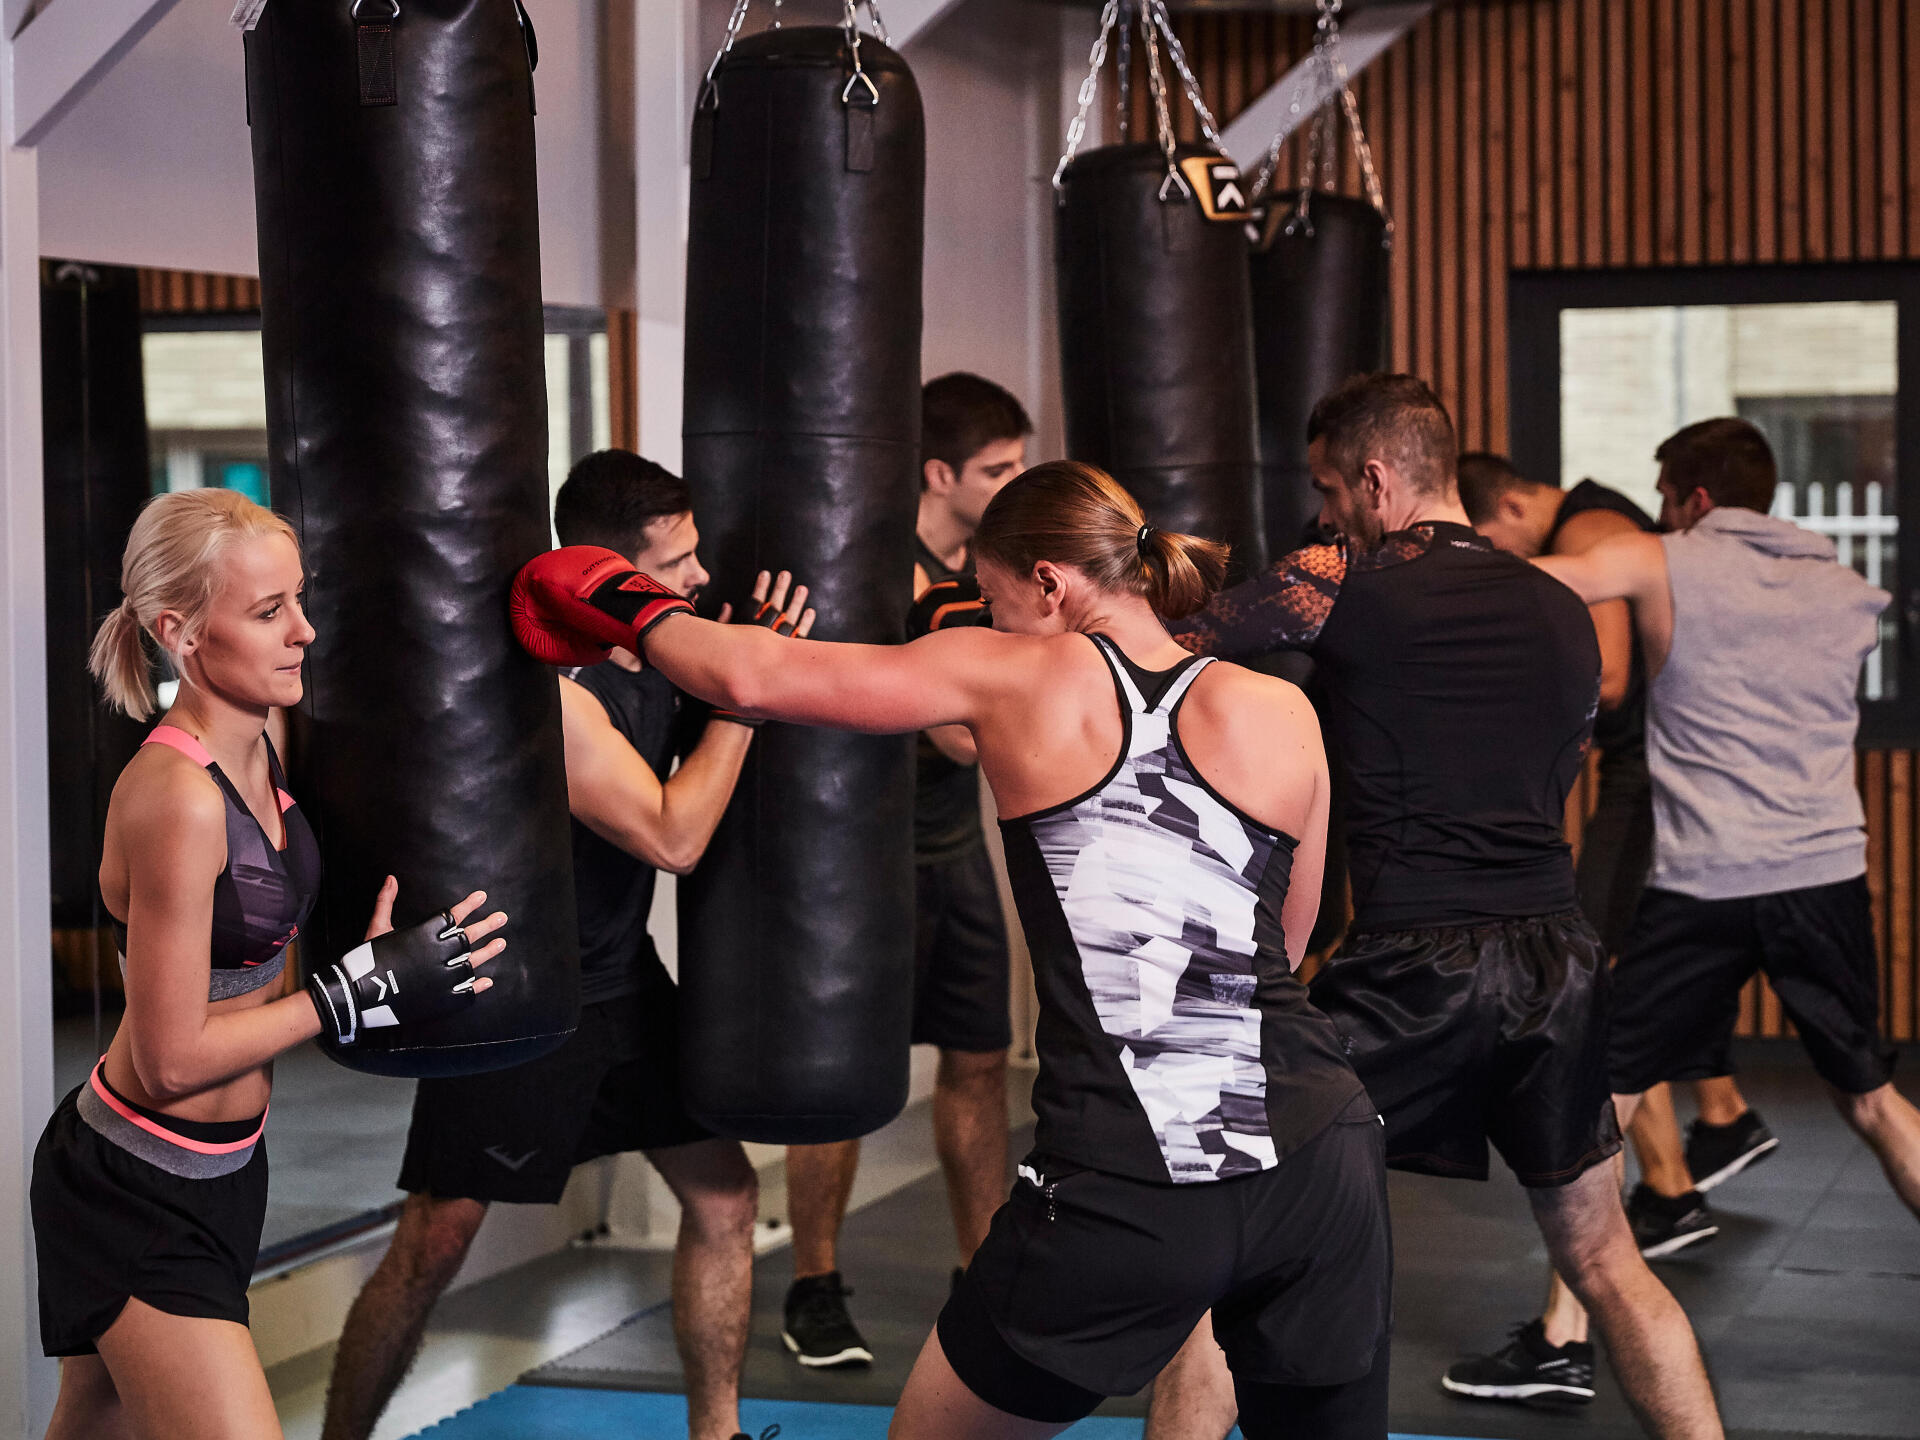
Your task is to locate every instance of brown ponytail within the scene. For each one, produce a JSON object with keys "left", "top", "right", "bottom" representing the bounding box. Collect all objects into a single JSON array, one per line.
[{"left": 972, "top": 460, "right": 1230, "bottom": 619}]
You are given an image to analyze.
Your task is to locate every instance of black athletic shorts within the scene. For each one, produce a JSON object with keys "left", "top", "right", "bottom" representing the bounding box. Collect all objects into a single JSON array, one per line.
[
  {"left": 1312, "top": 912, "right": 1623, "bottom": 1187},
  {"left": 1575, "top": 748, "right": 1655, "bottom": 959},
  {"left": 400, "top": 988, "right": 711, "bottom": 1204},
  {"left": 911, "top": 842, "right": 1013, "bottom": 1053},
  {"left": 943, "top": 1093, "right": 1390, "bottom": 1416},
  {"left": 1608, "top": 876, "right": 1897, "bottom": 1097},
  {"left": 32, "top": 1075, "right": 268, "bottom": 1356}
]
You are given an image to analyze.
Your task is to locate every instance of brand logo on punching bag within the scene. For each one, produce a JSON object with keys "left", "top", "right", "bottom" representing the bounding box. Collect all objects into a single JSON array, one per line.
[{"left": 1179, "top": 157, "right": 1250, "bottom": 222}]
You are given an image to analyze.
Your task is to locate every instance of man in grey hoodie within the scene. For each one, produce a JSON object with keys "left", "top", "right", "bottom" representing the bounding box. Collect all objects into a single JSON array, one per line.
[{"left": 1448, "top": 417, "right": 1920, "bottom": 1403}]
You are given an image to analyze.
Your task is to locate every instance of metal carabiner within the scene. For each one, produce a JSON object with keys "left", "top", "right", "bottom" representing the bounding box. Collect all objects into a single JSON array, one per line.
[{"left": 351, "top": 0, "right": 400, "bottom": 20}]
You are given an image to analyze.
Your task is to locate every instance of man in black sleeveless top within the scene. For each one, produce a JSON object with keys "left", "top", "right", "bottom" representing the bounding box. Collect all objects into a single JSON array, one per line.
[
  {"left": 782, "top": 373, "right": 1033, "bottom": 1368},
  {"left": 1151, "top": 377, "right": 1719, "bottom": 1440},
  {"left": 324, "top": 453, "right": 802, "bottom": 1440}
]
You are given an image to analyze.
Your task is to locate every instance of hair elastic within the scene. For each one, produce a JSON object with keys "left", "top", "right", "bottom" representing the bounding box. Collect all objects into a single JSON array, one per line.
[{"left": 1136, "top": 523, "right": 1155, "bottom": 554}]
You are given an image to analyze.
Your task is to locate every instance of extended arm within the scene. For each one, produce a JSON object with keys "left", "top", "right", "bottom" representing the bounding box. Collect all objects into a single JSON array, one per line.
[
  {"left": 1173, "top": 543, "right": 1346, "bottom": 660},
  {"left": 1552, "top": 510, "right": 1643, "bottom": 711},
  {"left": 562, "top": 677, "right": 752, "bottom": 875},
  {"left": 1534, "top": 529, "right": 1666, "bottom": 609},
  {"left": 512, "top": 546, "right": 1021, "bottom": 737}
]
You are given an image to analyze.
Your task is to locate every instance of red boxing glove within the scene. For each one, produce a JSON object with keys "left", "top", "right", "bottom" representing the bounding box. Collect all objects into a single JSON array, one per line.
[{"left": 510, "top": 546, "right": 695, "bottom": 667}]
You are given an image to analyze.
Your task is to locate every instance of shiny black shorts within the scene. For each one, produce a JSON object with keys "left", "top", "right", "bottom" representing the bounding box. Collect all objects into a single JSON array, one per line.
[
  {"left": 1312, "top": 912, "right": 1623, "bottom": 1187},
  {"left": 1608, "top": 877, "right": 1896, "bottom": 1097},
  {"left": 401, "top": 990, "right": 711, "bottom": 1205},
  {"left": 911, "top": 843, "right": 1013, "bottom": 1053},
  {"left": 943, "top": 1093, "right": 1390, "bottom": 1416}
]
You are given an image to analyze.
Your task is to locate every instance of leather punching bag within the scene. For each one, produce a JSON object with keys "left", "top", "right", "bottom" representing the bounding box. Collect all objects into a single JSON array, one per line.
[
  {"left": 41, "top": 262, "right": 149, "bottom": 931},
  {"left": 1056, "top": 142, "right": 1265, "bottom": 580},
  {"left": 1247, "top": 191, "right": 1389, "bottom": 554},
  {"left": 246, "top": 0, "right": 578, "bottom": 1076},
  {"left": 678, "top": 26, "right": 923, "bottom": 1144}
]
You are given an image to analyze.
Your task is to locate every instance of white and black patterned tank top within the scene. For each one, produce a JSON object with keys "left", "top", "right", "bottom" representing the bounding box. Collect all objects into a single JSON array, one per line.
[{"left": 997, "top": 635, "right": 1364, "bottom": 1185}]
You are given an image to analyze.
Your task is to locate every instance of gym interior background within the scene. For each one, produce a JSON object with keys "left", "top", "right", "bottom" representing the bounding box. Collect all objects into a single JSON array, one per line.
[{"left": 2, "top": 0, "right": 1918, "bottom": 1436}]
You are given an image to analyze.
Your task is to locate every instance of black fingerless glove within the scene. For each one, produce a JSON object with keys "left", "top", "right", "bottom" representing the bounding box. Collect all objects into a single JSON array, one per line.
[
  {"left": 906, "top": 575, "right": 989, "bottom": 639},
  {"left": 308, "top": 910, "right": 479, "bottom": 1046}
]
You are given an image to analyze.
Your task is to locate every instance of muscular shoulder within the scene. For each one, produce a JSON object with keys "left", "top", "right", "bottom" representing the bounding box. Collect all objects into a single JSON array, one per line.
[
  {"left": 112, "top": 747, "right": 227, "bottom": 867},
  {"left": 1183, "top": 662, "right": 1321, "bottom": 752},
  {"left": 1553, "top": 505, "right": 1644, "bottom": 554}
]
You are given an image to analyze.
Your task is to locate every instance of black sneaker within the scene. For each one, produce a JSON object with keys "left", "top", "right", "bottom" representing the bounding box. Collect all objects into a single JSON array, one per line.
[
  {"left": 1442, "top": 1319, "right": 1596, "bottom": 1404},
  {"left": 1685, "top": 1109, "right": 1779, "bottom": 1193},
  {"left": 1625, "top": 1182, "right": 1719, "bottom": 1258},
  {"left": 781, "top": 1272, "right": 873, "bottom": 1368}
]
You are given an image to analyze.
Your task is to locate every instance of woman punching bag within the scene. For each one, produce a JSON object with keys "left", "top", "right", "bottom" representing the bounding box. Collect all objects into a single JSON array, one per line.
[
  {"left": 1248, "top": 191, "right": 1389, "bottom": 553},
  {"left": 245, "top": 0, "right": 578, "bottom": 1076},
  {"left": 1053, "top": 8, "right": 1264, "bottom": 580},
  {"left": 676, "top": 18, "right": 923, "bottom": 1144}
]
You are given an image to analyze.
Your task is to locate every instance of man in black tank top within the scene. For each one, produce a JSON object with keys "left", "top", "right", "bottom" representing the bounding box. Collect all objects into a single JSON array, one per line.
[
  {"left": 326, "top": 453, "right": 800, "bottom": 1440},
  {"left": 1158, "top": 378, "right": 1720, "bottom": 1437},
  {"left": 782, "top": 373, "right": 1033, "bottom": 1369}
]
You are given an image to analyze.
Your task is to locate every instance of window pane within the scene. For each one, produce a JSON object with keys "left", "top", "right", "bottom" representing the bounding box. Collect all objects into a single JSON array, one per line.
[{"left": 1560, "top": 301, "right": 1899, "bottom": 699}]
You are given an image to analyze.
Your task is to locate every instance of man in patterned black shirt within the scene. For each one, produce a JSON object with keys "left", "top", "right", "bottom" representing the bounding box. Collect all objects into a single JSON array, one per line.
[{"left": 1145, "top": 376, "right": 1720, "bottom": 1440}]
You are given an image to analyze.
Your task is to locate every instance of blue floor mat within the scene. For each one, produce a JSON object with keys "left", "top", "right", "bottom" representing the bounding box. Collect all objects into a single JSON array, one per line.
[{"left": 404, "top": 1385, "right": 1470, "bottom": 1439}]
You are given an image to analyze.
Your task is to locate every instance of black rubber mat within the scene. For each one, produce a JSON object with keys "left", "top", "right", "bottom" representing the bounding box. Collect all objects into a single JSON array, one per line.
[{"left": 526, "top": 1048, "right": 1919, "bottom": 1438}]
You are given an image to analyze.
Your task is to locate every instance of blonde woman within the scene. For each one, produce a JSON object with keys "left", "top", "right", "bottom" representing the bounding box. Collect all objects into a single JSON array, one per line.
[{"left": 33, "top": 489, "right": 506, "bottom": 1439}]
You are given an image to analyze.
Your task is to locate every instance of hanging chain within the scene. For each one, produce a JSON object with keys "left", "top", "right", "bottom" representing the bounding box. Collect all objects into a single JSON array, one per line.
[
  {"left": 1149, "top": 1, "right": 1223, "bottom": 153},
  {"left": 1053, "top": 0, "right": 1120, "bottom": 191},
  {"left": 1115, "top": 1, "right": 1133, "bottom": 143},
  {"left": 699, "top": 0, "right": 754, "bottom": 108},
  {"left": 1250, "top": 0, "right": 1392, "bottom": 244},
  {"left": 771, "top": 0, "right": 781, "bottom": 30},
  {"left": 842, "top": 0, "right": 878, "bottom": 104},
  {"left": 1141, "top": 4, "right": 1189, "bottom": 200},
  {"left": 860, "top": 0, "right": 889, "bottom": 47}
]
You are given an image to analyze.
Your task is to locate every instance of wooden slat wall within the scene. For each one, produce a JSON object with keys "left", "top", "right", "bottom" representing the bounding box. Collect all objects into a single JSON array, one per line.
[
  {"left": 136, "top": 268, "right": 259, "bottom": 314},
  {"left": 1165, "top": 0, "right": 1920, "bottom": 1043}
]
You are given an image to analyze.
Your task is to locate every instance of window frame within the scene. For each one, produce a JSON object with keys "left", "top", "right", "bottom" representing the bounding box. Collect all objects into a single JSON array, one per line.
[{"left": 1508, "top": 262, "right": 1920, "bottom": 748}]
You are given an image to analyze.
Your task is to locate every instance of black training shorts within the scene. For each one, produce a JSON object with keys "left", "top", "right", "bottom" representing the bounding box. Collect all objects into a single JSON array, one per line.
[
  {"left": 1608, "top": 876, "right": 1896, "bottom": 1098},
  {"left": 944, "top": 1093, "right": 1390, "bottom": 1415},
  {"left": 400, "top": 988, "right": 710, "bottom": 1204},
  {"left": 1312, "top": 911, "right": 1623, "bottom": 1187},
  {"left": 911, "top": 843, "right": 1013, "bottom": 1053},
  {"left": 32, "top": 1086, "right": 267, "bottom": 1355}
]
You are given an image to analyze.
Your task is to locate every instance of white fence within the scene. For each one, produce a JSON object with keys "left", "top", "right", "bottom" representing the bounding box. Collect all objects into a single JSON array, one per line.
[{"left": 1771, "top": 479, "right": 1896, "bottom": 698}]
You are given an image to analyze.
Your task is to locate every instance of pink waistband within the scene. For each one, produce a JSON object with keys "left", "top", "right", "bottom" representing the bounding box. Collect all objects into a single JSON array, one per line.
[{"left": 88, "top": 1062, "right": 268, "bottom": 1156}]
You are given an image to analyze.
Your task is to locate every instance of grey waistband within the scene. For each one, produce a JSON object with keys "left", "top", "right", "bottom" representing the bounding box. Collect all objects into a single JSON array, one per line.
[
  {"left": 76, "top": 1077, "right": 261, "bottom": 1179},
  {"left": 118, "top": 946, "right": 288, "bottom": 1003}
]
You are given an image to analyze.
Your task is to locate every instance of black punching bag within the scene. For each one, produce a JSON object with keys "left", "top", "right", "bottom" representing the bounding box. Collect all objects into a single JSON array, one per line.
[
  {"left": 1056, "top": 142, "right": 1265, "bottom": 580},
  {"left": 41, "top": 262, "right": 149, "bottom": 931},
  {"left": 678, "top": 26, "right": 922, "bottom": 1144},
  {"left": 1248, "top": 192, "right": 1389, "bottom": 554},
  {"left": 246, "top": 0, "right": 578, "bottom": 1076}
]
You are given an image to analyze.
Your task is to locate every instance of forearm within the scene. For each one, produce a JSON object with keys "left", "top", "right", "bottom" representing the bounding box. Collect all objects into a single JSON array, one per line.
[
  {"left": 132, "top": 991, "right": 322, "bottom": 1100},
  {"left": 648, "top": 722, "right": 753, "bottom": 873}
]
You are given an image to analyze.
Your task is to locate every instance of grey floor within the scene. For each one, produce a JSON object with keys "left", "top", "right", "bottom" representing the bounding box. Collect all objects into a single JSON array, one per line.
[
  {"left": 54, "top": 1011, "right": 411, "bottom": 1252},
  {"left": 524, "top": 1044, "right": 1920, "bottom": 1440}
]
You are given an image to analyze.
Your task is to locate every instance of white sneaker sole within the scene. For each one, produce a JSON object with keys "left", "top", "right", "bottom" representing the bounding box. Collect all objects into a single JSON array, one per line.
[
  {"left": 1639, "top": 1222, "right": 1720, "bottom": 1259},
  {"left": 781, "top": 1330, "right": 874, "bottom": 1368},
  {"left": 1442, "top": 1375, "right": 1596, "bottom": 1402},
  {"left": 1692, "top": 1136, "right": 1779, "bottom": 1193}
]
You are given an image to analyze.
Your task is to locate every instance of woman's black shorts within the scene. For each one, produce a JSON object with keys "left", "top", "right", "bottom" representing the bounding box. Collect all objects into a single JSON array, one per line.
[
  {"left": 939, "top": 1093, "right": 1391, "bottom": 1422},
  {"left": 32, "top": 1072, "right": 268, "bottom": 1356}
]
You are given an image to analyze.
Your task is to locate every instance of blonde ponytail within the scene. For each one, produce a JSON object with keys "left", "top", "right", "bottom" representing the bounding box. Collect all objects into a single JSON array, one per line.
[
  {"left": 88, "top": 598, "right": 159, "bottom": 719},
  {"left": 88, "top": 488, "right": 300, "bottom": 718}
]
